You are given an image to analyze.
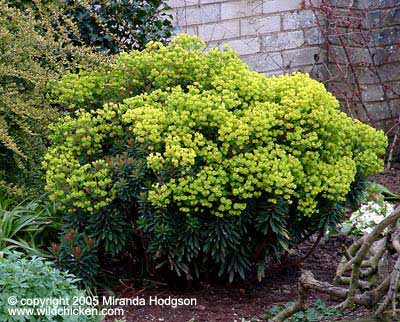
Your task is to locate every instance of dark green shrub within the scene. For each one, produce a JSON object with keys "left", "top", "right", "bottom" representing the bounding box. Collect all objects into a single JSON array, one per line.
[
  {"left": 43, "top": 36, "right": 387, "bottom": 282},
  {"left": 52, "top": 231, "right": 100, "bottom": 289},
  {"left": 63, "top": 0, "right": 173, "bottom": 53}
]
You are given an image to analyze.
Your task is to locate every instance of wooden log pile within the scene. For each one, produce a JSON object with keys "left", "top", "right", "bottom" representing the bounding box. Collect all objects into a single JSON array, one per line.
[{"left": 271, "top": 206, "right": 400, "bottom": 322}]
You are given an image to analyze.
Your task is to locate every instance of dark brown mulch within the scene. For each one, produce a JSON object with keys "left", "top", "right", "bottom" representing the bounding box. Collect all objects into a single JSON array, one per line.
[
  {"left": 103, "top": 237, "right": 352, "bottom": 322},
  {"left": 103, "top": 169, "right": 400, "bottom": 322}
]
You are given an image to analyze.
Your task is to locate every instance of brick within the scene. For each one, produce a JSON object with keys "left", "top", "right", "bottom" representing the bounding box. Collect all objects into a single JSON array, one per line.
[
  {"left": 328, "top": 63, "right": 400, "bottom": 86},
  {"left": 262, "top": 0, "right": 302, "bottom": 14},
  {"left": 326, "top": 27, "right": 365, "bottom": 47},
  {"left": 240, "top": 15, "right": 280, "bottom": 36},
  {"left": 361, "top": 84, "right": 385, "bottom": 102},
  {"left": 329, "top": 0, "right": 396, "bottom": 9},
  {"left": 167, "top": 0, "right": 199, "bottom": 8},
  {"left": 305, "top": 27, "right": 324, "bottom": 45},
  {"left": 224, "top": 37, "right": 260, "bottom": 55},
  {"left": 328, "top": 65, "right": 383, "bottom": 85},
  {"left": 176, "top": 25, "right": 198, "bottom": 36},
  {"left": 367, "top": 9, "right": 400, "bottom": 28},
  {"left": 354, "top": 67, "right": 379, "bottom": 85},
  {"left": 344, "top": 0, "right": 399, "bottom": 9},
  {"left": 367, "top": 10, "right": 383, "bottom": 28},
  {"left": 366, "top": 82, "right": 400, "bottom": 101},
  {"left": 325, "top": 64, "right": 354, "bottom": 82},
  {"left": 221, "top": 0, "right": 262, "bottom": 20},
  {"left": 306, "top": 0, "right": 321, "bottom": 7},
  {"left": 374, "top": 47, "right": 400, "bottom": 65},
  {"left": 265, "top": 70, "right": 284, "bottom": 77},
  {"left": 287, "top": 64, "right": 320, "bottom": 75},
  {"left": 328, "top": 46, "right": 372, "bottom": 65},
  {"left": 282, "top": 10, "right": 317, "bottom": 30},
  {"left": 175, "top": 4, "right": 220, "bottom": 26},
  {"left": 206, "top": 41, "right": 221, "bottom": 50},
  {"left": 329, "top": 0, "right": 356, "bottom": 7},
  {"left": 198, "top": 20, "right": 240, "bottom": 41},
  {"left": 351, "top": 103, "right": 370, "bottom": 123},
  {"left": 282, "top": 47, "right": 322, "bottom": 68},
  {"left": 367, "top": 101, "right": 399, "bottom": 120},
  {"left": 376, "top": 0, "right": 400, "bottom": 8},
  {"left": 378, "top": 63, "right": 400, "bottom": 83},
  {"left": 372, "top": 26, "right": 400, "bottom": 46},
  {"left": 376, "top": 117, "right": 398, "bottom": 136},
  {"left": 262, "top": 30, "right": 304, "bottom": 51},
  {"left": 200, "top": 0, "right": 229, "bottom": 3},
  {"left": 326, "top": 11, "right": 365, "bottom": 30},
  {"left": 327, "top": 81, "right": 355, "bottom": 101},
  {"left": 242, "top": 52, "right": 284, "bottom": 72}
]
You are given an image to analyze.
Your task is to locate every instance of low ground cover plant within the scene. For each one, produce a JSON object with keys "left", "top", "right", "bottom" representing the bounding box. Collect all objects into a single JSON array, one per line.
[
  {"left": 267, "top": 299, "right": 343, "bottom": 322},
  {"left": 43, "top": 35, "right": 387, "bottom": 283},
  {"left": 0, "top": 252, "right": 99, "bottom": 322},
  {"left": 342, "top": 200, "right": 394, "bottom": 236},
  {"left": 341, "top": 182, "right": 398, "bottom": 236}
]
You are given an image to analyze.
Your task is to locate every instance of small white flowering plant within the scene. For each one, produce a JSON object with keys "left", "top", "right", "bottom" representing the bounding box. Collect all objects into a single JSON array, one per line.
[
  {"left": 341, "top": 182, "right": 396, "bottom": 237},
  {"left": 341, "top": 201, "right": 394, "bottom": 236}
]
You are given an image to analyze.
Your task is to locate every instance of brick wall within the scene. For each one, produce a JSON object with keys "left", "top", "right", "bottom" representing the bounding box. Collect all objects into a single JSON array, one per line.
[
  {"left": 324, "top": 0, "right": 400, "bottom": 134},
  {"left": 167, "top": 0, "right": 324, "bottom": 77},
  {"left": 167, "top": 0, "right": 400, "bottom": 136}
]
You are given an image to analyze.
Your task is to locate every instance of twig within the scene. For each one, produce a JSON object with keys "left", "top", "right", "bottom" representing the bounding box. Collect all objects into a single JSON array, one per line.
[{"left": 270, "top": 276, "right": 309, "bottom": 322}]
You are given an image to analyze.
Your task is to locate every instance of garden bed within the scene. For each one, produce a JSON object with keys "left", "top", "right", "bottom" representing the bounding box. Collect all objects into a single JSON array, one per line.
[
  {"left": 102, "top": 235, "right": 357, "bottom": 321},
  {"left": 102, "top": 170, "right": 400, "bottom": 322}
]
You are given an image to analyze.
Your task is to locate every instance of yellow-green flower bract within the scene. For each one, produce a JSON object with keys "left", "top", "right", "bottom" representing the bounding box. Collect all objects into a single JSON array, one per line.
[{"left": 43, "top": 35, "right": 387, "bottom": 216}]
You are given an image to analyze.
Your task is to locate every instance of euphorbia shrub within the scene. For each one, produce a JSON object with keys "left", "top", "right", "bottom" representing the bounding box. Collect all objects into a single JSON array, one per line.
[{"left": 43, "top": 36, "right": 387, "bottom": 282}]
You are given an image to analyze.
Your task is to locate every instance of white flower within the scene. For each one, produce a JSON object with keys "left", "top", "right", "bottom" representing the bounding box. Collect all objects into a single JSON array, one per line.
[
  {"left": 345, "top": 201, "right": 395, "bottom": 236},
  {"left": 373, "top": 215, "right": 385, "bottom": 225},
  {"left": 365, "top": 227, "right": 374, "bottom": 234}
]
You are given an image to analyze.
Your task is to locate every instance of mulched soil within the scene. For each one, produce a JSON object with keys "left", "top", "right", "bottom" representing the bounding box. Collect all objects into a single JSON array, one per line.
[
  {"left": 104, "top": 237, "right": 361, "bottom": 322},
  {"left": 103, "top": 169, "right": 400, "bottom": 322}
]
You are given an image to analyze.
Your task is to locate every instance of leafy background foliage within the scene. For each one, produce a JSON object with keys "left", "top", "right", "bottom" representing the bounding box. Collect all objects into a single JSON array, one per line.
[
  {"left": 0, "top": 0, "right": 106, "bottom": 193},
  {"left": 63, "top": 0, "right": 173, "bottom": 53},
  {"left": 52, "top": 230, "right": 100, "bottom": 289}
]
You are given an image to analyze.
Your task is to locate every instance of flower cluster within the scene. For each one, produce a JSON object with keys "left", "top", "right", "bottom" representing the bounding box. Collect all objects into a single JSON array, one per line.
[
  {"left": 44, "top": 35, "right": 387, "bottom": 217},
  {"left": 342, "top": 201, "right": 394, "bottom": 235},
  {"left": 42, "top": 103, "right": 125, "bottom": 213},
  {"left": 122, "top": 73, "right": 386, "bottom": 217},
  {"left": 52, "top": 35, "right": 239, "bottom": 111}
]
